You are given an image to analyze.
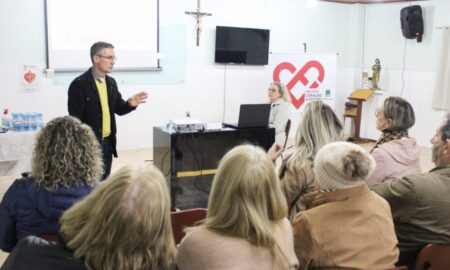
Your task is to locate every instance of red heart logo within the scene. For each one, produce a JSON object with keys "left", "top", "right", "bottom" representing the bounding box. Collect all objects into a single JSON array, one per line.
[
  {"left": 24, "top": 71, "right": 36, "bottom": 83},
  {"left": 273, "top": 60, "right": 325, "bottom": 109}
]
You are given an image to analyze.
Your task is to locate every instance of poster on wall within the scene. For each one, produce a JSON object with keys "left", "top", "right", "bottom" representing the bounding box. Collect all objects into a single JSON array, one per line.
[
  {"left": 21, "top": 64, "right": 40, "bottom": 92},
  {"left": 269, "top": 53, "right": 337, "bottom": 111}
]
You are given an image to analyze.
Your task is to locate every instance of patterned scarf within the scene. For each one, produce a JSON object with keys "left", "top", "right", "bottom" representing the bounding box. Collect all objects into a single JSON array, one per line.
[{"left": 370, "top": 129, "right": 409, "bottom": 153}]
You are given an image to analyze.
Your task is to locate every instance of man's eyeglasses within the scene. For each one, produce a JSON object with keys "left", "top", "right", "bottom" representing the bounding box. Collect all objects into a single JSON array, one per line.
[{"left": 97, "top": 55, "right": 116, "bottom": 61}]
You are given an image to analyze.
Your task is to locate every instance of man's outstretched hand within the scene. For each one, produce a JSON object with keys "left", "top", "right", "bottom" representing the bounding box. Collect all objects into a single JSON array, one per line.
[{"left": 128, "top": 91, "right": 148, "bottom": 107}]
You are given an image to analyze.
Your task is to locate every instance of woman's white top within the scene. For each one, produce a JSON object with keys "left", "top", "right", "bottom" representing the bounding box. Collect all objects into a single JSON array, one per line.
[{"left": 269, "top": 99, "right": 291, "bottom": 145}]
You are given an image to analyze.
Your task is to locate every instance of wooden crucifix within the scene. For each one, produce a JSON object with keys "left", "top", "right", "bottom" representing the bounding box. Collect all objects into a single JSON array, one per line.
[{"left": 185, "top": 0, "right": 212, "bottom": 46}]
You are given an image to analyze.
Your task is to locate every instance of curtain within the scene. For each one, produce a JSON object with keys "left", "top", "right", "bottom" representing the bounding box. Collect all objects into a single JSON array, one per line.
[{"left": 433, "top": 28, "right": 450, "bottom": 110}]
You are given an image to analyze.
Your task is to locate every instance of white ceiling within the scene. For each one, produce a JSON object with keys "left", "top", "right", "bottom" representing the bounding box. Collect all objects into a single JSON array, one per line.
[{"left": 319, "top": 0, "right": 426, "bottom": 4}]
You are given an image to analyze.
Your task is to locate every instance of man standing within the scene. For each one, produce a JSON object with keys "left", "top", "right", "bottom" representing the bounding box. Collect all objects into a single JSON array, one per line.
[
  {"left": 68, "top": 41, "right": 148, "bottom": 180},
  {"left": 372, "top": 113, "right": 450, "bottom": 268}
]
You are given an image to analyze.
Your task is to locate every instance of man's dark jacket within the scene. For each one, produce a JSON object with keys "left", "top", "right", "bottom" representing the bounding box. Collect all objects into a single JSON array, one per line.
[{"left": 68, "top": 68, "right": 135, "bottom": 157}]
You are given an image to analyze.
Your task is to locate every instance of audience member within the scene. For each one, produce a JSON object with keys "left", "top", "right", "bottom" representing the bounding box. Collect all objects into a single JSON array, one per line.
[
  {"left": 0, "top": 116, "right": 102, "bottom": 252},
  {"left": 372, "top": 113, "right": 450, "bottom": 269},
  {"left": 274, "top": 101, "right": 343, "bottom": 221},
  {"left": 268, "top": 82, "right": 291, "bottom": 145},
  {"left": 1, "top": 165, "right": 176, "bottom": 270},
  {"left": 369, "top": 96, "right": 420, "bottom": 183},
  {"left": 293, "top": 142, "right": 399, "bottom": 269},
  {"left": 176, "top": 145, "right": 298, "bottom": 270}
]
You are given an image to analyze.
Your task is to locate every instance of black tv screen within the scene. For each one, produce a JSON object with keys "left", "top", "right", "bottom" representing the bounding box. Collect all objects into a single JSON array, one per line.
[{"left": 215, "top": 26, "right": 270, "bottom": 65}]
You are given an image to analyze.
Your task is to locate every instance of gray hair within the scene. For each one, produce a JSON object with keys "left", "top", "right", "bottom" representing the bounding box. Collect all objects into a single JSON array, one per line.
[
  {"left": 383, "top": 96, "right": 415, "bottom": 131},
  {"left": 90, "top": 41, "right": 114, "bottom": 63},
  {"left": 31, "top": 116, "right": 103, "bottom": 190}
]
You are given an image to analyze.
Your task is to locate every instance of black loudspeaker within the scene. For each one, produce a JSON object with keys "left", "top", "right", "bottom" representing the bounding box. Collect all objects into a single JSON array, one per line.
[{"left": 401, "top": 5, "right": 424, "bottom": 42}]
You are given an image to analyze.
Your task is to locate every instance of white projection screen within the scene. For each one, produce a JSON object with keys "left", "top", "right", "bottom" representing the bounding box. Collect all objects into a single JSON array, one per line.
[{"left": 45, "top": 0, "right": 159, "bottom": 71}]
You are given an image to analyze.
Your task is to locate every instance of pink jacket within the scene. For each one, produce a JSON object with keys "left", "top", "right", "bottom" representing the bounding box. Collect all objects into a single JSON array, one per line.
[{"left": 369, "top": 137, "right": 421, "bottom": 183}]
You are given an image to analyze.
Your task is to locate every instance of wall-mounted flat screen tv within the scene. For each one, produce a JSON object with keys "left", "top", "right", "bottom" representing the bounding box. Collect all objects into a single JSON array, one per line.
[{"left": 215, "top": 26, "right": 270, "bottom": 65}]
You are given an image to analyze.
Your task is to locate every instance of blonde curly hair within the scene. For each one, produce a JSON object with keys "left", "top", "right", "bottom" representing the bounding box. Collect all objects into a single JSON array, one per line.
[{"left": 31, "top": 116, "right": 103, "bottom": 190}]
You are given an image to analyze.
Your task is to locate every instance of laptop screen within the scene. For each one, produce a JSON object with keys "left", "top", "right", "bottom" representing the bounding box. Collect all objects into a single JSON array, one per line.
[{"left": 237, "top": 104, "right": 271, "bottom": 128}]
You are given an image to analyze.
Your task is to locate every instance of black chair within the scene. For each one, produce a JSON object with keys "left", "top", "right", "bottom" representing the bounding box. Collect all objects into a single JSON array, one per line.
[{"left": 284, "top": 119, "right": 291, "bottom": 149}]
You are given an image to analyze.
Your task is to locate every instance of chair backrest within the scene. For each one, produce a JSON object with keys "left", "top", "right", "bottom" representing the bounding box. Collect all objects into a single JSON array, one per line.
[
  {"left": 414, "top": 244, "right": 450, "bottom": 270},
  {"left": 284, "top": 119, "right": 292, "bottom": 149},
  {"left": 171, "top": 208, "right": 207, "bottom": 244}
]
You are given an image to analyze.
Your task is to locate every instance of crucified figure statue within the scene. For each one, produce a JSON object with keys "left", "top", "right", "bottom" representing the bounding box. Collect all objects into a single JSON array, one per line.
[{"left": 185, "top": 0, "right": 212, "bottom": 46}]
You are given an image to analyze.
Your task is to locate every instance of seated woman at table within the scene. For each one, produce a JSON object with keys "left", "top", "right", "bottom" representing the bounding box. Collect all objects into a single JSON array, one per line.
[
  {"left": 0, "top": 116, "right": 103, "bottom": 252},
  {"left": 270, "top": 101, "right": 343, "bottom": 221},
  {"left": 1, "top": 165, "right": 176, "bottom": 270},
  {"left": 176, "top": 145, "right": 298, "bottom": 270},
  {"left": 368, "top": 96, "right": 420, "bottom": 183},
  {"left": 268, "top": 82, "right": 291, "bottom": 145}
]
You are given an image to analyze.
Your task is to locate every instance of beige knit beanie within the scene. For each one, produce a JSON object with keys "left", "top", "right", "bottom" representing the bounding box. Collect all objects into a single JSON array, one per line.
[{"left": 313, "top": 142, "right": 375, "bottom": 190}]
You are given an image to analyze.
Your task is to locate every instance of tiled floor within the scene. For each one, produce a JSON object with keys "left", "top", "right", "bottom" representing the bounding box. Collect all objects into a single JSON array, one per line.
[{"left": 0, "top": 145, "right": 435, "bottom": 266}]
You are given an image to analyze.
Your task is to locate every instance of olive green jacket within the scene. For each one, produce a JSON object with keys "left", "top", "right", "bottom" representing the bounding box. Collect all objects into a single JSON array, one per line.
[{"left": 372, "top": 164, "right": 450, "bottom": 252}]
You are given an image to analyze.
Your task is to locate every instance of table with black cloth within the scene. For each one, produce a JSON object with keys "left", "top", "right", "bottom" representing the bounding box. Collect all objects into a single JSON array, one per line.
[{"left": 153, "top": 126, "right": 275, "bottom": 209}]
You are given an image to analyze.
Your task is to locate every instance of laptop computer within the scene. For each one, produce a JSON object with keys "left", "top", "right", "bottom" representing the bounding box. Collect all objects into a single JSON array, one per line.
[{"left": 224, "top": 104, "right": 271, "bottom": 129}]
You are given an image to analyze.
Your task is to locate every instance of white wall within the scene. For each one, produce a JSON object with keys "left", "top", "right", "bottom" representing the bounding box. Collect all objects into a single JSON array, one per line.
[
  {"left": 359, "top": 0, "right": 449, "bottom": 146},
  {"left": 0, "top": 0, "right": 448, "bottom": 150}
]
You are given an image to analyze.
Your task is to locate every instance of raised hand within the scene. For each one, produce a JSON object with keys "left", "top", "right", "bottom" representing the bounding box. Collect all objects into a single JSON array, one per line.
[
  {"left": 268, "top": 143, "right": 284, "bottom": 161},
  {"left": 127, "top": 91, "right": 148, "bottom": 107}
]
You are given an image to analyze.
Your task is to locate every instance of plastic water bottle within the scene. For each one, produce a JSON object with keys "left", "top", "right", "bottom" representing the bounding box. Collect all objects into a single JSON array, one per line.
[
  {"left": 2, "top": 109, "right": 12, "bottom": 130},
  {"left": 22, "top": 113, "right": 30, "bottom": 132},
  {"left": 36, "top": 113, "right": 44, "bottom": 130},
  {"left": 30, "top": 113, "right": 37, "bottom": 131},
  {"left": 12, "top": 112, "right": 21, "bottom": 131}
]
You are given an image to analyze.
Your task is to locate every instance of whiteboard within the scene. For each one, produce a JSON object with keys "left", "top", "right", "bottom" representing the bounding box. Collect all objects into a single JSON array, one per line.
[{"left": 45, "top": 0, "right": 159, "bottom": 71}]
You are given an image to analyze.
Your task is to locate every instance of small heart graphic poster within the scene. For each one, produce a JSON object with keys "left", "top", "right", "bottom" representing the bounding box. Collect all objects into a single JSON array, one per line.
[
  {"left": 269, "top": 53, "right": 337, "bottom": 111},
  {"left": 22, "top": 64, "right": 40, "bottom": 92}
]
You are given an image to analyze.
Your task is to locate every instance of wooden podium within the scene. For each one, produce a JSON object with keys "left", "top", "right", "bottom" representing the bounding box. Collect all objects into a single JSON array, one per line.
[{"left": 344, "top": 89, "right": 374, "bottom": 141}]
